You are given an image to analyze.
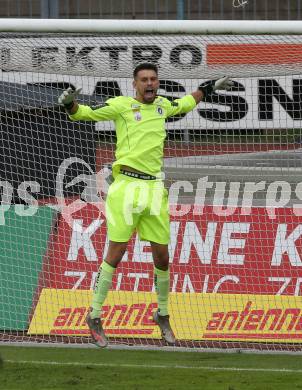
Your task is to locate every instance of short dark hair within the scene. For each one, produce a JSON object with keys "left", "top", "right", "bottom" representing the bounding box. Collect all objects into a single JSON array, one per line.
[{"left": 133, "top": 63, "right": 158, "bottom": 78}]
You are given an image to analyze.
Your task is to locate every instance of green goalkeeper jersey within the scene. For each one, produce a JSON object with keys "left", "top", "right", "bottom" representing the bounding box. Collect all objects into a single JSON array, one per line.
[{"left": 69, "top": 94, "right": 196, "bottom": 178}]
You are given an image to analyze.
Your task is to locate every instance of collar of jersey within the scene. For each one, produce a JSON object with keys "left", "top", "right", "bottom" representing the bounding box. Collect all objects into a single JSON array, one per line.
[{"left": 132, "top": 96, "right": 161, "bottom": 106}]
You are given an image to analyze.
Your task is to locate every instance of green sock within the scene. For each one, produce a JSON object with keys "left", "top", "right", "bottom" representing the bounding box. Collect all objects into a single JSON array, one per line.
[
  {"left": 154, "top": 266, "right": 170, "bottom": 317},
  {"left": 90, "top": 261, "right": 115, "bottom": 319}
]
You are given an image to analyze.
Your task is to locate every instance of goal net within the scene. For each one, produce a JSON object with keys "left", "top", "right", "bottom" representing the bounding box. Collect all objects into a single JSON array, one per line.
[{"left": 1, "top": 19, "right": 302, "bottom": 351}]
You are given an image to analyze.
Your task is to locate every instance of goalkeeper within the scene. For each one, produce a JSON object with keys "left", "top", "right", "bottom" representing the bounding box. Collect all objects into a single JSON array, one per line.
[{"left": 58, "top": 63, "right": 233, "bottom": 347}]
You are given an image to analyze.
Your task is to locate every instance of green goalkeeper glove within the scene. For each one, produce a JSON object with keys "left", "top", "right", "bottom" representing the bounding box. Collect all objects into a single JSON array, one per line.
[
  {"left": 58, "top": 87, "right": 82, "bottom": 109},
  {"left": 199, "top": 77, "right": 233, "bottom": 99}
]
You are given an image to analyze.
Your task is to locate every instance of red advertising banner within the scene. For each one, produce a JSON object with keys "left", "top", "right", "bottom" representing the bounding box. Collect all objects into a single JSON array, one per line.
[{"left": 42, "top": 205, "right": 302, "bottom": 295}]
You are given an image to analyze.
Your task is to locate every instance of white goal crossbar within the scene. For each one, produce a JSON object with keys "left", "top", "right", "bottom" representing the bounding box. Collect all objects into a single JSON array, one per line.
[{"left": 0, "top": 18, "right": 302, "bottom": 35}]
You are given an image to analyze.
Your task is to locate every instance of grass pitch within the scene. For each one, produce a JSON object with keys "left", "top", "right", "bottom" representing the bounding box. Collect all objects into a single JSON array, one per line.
[{"left": 1, "top": 345, "right": 302, "bottom": 390}]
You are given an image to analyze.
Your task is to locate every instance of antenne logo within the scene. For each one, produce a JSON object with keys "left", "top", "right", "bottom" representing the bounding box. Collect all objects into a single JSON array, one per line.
[
  {"left": 50, "top": 302, "right": 158, "bottom": 336},
  {"left": 204, "top": 300, "right": 302, "bottom": 340}
]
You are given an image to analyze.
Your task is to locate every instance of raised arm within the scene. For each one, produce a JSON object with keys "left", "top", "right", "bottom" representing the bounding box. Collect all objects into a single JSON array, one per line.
[
  {"left": 192, "top": 76, "right": 234, "bottom": 104},
  {"left": 166, "top": 77, "right": 234, "bottom": 118},
  {"left": 58, "top": 87, "right": 118, "bottom": 121}
]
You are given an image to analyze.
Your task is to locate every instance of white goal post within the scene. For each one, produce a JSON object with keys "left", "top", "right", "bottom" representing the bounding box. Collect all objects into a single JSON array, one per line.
[{"left": 1, "top": 19, "right": 302, "bottom": 352}]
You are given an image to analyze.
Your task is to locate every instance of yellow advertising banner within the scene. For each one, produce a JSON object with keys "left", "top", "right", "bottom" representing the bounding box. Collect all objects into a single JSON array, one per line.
[{"left": 28, "top": 289, "right": 302, "bottom": 343}]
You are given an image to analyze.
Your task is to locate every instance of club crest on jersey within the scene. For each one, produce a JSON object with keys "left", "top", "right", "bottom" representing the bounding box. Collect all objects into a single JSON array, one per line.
[
  {"left": 157, "top": 106, "right": 163, "bottom": 115},
  {"left": 132, "top": 104, "right": 142, "bottom": 121},
  {"left": 134, "top": 111, "right": 142, "bottom": 121}
]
